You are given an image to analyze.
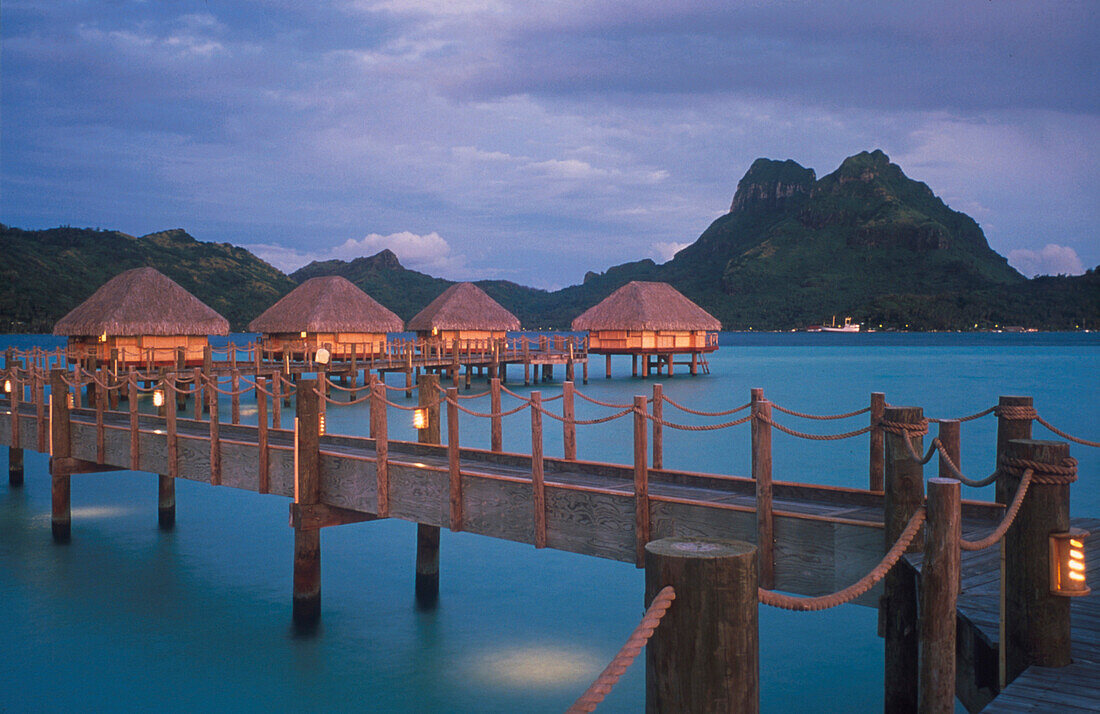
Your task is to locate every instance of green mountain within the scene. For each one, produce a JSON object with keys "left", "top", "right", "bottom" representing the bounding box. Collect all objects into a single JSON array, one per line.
[
  {"left": 0, "top": 225, "right": 294, "bottom": 332},
  {"left": 2, "top": 150, "right": 1096, "bottom": 332}
]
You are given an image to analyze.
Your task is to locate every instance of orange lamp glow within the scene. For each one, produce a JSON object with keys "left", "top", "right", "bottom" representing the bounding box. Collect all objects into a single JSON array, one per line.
[
  {"left": 413, "top": 407, "right": 428, "bottom": 430},
  {"left": 153, "top": 389, "right": 165, "bottom": 408},
  {"left": 3, "top": 379, "right": 10, "bottom": 394},
  {"left": 318, "top": 413, "right": 326, "bottom": 436},
  {"left": 1050, "top": 529, "right": 1090, "bottom": 596}
]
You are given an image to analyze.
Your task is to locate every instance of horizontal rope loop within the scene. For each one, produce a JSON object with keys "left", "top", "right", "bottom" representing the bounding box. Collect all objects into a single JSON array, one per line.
[
  {"left": 660, "top": 395, "right": 750, "bottom": 417},
  {"left": 999, "top": 455, "right": 1077, "bottom": 485},
  {"left": 757, "top": 414, "right": 872, "bottom": 441},
  {"left": 770, "top": 403, "right": 871, "bottom": 420},
  {"left": 994, "top": 404, "right": 1037, "bottom": 421},
  {"left": 759, "top": 507, "right": 926, "bottom": 611},
  {"left": 928, "top": 406, "right": 997, "bottom": 424},
  {"left": 643, "top": 411, "right": 753, "bottom": 431}
]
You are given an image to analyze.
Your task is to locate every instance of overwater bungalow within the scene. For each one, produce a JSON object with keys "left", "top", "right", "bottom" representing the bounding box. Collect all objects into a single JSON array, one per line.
[
  {"left": 571, "top": 281, "right": 720, "bottom": 377},
  {"left": 248, "top": 276, "right": 403, "bottom": 360},
  {"left": 406, "top": 282, "right": 520, "bottom": 351},
  {"left": 54, "top": 266, "right": 229, "bottom": 367}
]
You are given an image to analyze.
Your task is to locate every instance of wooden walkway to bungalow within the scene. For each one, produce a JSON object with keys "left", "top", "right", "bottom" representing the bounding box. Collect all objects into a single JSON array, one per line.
[{"left": 2, "top": 357, "right": 1097, "bottom": 712}]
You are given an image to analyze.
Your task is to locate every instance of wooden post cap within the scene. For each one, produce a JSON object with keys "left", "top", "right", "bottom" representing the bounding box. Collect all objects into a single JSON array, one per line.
[{"left": 645, "top": 537, "right": 755, "bottom": 560}]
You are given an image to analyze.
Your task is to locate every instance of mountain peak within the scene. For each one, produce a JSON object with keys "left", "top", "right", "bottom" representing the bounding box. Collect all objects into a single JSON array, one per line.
[{"left": 730, "top": 158, "right": 815, "bottom": 213}]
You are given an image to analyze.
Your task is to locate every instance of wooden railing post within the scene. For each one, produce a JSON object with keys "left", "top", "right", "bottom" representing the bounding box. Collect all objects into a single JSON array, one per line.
[
  {"left": 751, "top": 394, "right": 775, "bottom": 590},
  {"left": 919, "top": 477, "right": 960, "bottom": 713},
  {"left": 34, "top": 366, "right": 46, "bottom": 452},
  {"left": 416, "top": 373, "right": 441, "bottom": 610},
  {"left": 936, "top": 420, "right": 960, "bottom": 480},
  {"left": 995, "top": 396, "right": 1033, "bottom": 506},
  {"left": 652, "top": 384, "right": 664, "bottom": 470},
  {"left": 1003, "top": 438, "right": 1072, "bottom": 682},
  {"left": 208, "top": 375, "right": 221, "bottom": 486},
  {"left": 8, "top": 364, "right": 23, "bottom": 486},
  {"left": 128, "top": 370, "right": 139, "bottom": 471},
  {"left": 531, "top": 391, "right": 546, "bottom": 548},
  {"left": 446, "top": 387, "right": 463, "bottom": 532},
  {"left": 371, "top": 378, "right": 389, "bottom": 518},
  {"left": 883, "top": 405, "right": 925, "bottom": 714},
  {"left": 272, "top": 373, "right": 282, "bottom": 429},
  {"left": 202, "top": 344, "right": 212, "bottom": 413},
  {"left": 870, "top": 392, "right": 885, "bottom": 491},
  {"left": 490, "top": 377, "right": 503, "bottom": 452},
  {"left": 645, "top": 538, "right": 759, "bottom": 713},
  {"left": 175, "top": 347, "right": 187, "bottom": 411},
  {"left": 292, "top": 378, "right": 322, "bottom": 628},
  {"left": 634, "top": 395, "right": 650, "bottom": 567},
  {"left": 230, "top": 369, "right": 241, "bottom": 425},
  {"left": 160, "top": 373, "right": 177, "bottom": 530},
  {"left": 256, "top": 376, "right": 269, "bottom": 495},
  {"left": 49, "top": 369, "right": 72, "bottom": 543},
  {"left": 563, "top": 381, "right": 576, "bottom": 461}
]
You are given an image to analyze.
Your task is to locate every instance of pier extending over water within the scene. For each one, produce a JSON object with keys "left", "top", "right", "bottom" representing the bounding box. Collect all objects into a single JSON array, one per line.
[{"left": 2, "top": 346, "right": 1096, "bottom": 712}]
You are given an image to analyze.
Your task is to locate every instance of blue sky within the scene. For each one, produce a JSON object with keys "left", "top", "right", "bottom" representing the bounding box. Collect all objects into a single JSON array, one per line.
[{"left": 2, "top": 1, "right": 1097, "bottom": 289}]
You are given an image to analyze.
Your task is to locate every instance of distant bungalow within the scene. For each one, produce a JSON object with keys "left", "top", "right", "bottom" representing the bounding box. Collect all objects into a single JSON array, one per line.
[
  {"left": 54, "top": 266, "right": 229, "bottom": 367},
  {"left": 407, "top": 282, "right": 520, "bottom": 350},
  {"left": 248, "top": 276, "right": 403, "bottom": 360},
  {"left": 572, "top": 281, "right": 720, "bottom": 377}
]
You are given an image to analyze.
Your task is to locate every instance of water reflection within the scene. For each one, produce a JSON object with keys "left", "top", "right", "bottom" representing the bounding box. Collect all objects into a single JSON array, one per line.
[{"left": 469, "top": 644, "right": 602, "bottom": 688}]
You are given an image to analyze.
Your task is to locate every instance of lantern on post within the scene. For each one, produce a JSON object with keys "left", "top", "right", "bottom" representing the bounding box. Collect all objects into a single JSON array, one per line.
[
  {"left": 153, "top": 389, "right": 165, "bottom": 408},
  {"left": 3, "top": 379, "right": 10, "bottom": 394},
  {"left": 1050, "top": 529, "right": 1090, "bottom": 596},
  {"left": 318, "top": 412, "right": 326, "bottom": 436},
  {"left": 413, "top": 407, "right": 429, "bottom": 431}
]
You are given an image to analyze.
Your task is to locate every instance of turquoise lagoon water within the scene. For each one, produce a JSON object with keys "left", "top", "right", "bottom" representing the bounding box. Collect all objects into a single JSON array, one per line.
[{"left": 1, "top": 332, "right": 1097, "bottom": 713}]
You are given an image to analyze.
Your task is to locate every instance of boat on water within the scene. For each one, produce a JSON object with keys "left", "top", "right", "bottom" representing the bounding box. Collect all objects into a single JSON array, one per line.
[{"left": 820, "top": 315, "right": 860, "bottom": 333}]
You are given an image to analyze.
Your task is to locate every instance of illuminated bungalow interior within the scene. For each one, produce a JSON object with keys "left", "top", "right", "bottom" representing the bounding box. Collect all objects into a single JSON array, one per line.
[
  {"left": 406, "top": 282, "right": 520, "bottom": 348},
  {"left": 248, "top": 276, "right": 403, "bottom": 359},
  {"left": 571, "top": 281, "right": 721, "bottom": 354},
  {"left": 53, "top": 267, "right": 229, "bottom": 367}
]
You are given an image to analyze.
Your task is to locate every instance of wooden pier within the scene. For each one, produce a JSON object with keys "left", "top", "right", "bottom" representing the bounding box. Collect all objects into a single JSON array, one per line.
[{"left": 1, "top": 352, "right": 1095, "bottom": 713}]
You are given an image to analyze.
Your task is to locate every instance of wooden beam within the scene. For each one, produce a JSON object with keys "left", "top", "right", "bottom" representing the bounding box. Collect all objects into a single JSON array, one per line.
[{"left": 289, "top": 502, "right": 379, "bottom": 530}]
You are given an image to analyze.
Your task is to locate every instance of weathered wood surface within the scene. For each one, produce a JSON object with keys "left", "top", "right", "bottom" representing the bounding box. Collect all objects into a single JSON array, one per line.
[
  {"left": 908, "top": 517, "right": 1099, "bottom": 714},
  {"left": 1, "top": 401, "right": 1008, "bottom": 607}
]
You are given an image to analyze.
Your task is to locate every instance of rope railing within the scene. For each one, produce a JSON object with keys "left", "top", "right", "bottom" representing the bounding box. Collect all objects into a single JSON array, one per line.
[
  {"left": 314, "top": 388, "right": 372, "bottom": 406},
  {"left": 536, "top": 403, "right": 635, "bottom": 426},
  {"left": 931, "top": 440, "right": 999, "bottom": 487},
  {"left": 566, "top": 586, "right": 676, "bottom": 714},
  {"left": 641, "top": 410, "right": 754, "bottom": 432},
  {"left": 769, "top": 403, "right": 870, "bottom": 420},
  {"left": 1035, "top": 415, "right": 1100, "bottom": 448},
  {"left": 756, "top": 413, "right": 873, "bottom": 441},
  {"left": 660, "top": 395, "right": 750, "bottom": 418},
  {"left": 758, "top": 506, "right": 926, "bottom": 611},
  {"left": 928, "top": 406, "right": 997, "bottom": 424},
  {"left": 960, "top": 471, "right": 1032, "bottom": 551}
]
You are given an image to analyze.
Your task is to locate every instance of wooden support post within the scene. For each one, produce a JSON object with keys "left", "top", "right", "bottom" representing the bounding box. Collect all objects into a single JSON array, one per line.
[
  {"left": 919, "top": 478, "right": 960, "bottom": 714},
  {"left": 293, "top": 378, "right": 322, "bottom": 628},
  {"left": 446, "top": 387, "right": 463, "bottom": 532},
  {"left": 34, "top": 368, "right": 46, "bottom": 451},
  {"left": 566, "top": 359, "right": 574, "bottom": 383},
  {"left": 416, "top": 373, "right": 441, "bottom": 610},
  {"left": 645, "top": 538, "right": 759, "bottom": 714},
  {"left": 531, "top": 391, "right": 546, "bottom": 548},
  {"left": 995, "top": 396, "right": 1033, "bottom": 506},
  {"left": 50, "top": 370, "right": 72, "bottom": 543},
  {"left": 751, "top": 396, "right": 775, "bottom": 590},
  {"left": 257, "top": 376, "right": 269, "bottom": 495},
  {"left": 192, "top": 367, "right": 203, "bottom": 421},
  {"left": 936, "top": 420, "right": 960, "bottom": 480},
  {"left": 8, "top": 447, "right": 23, "bottom": 487},
  {"left": 349, "top": 344, "right": 358, "bottom": 388},
  {"left": 175, "top": 347, "right": 187, "bottom": 411},
  {"left": 128, "top": 372, "right": 139, "bottom": 470},
  {"left": 883, "top": 405, "right": 925, "bottom": 714},
  {"left": 632, "top": 354, "right": 638, "bottom": 377},
  {"left": 582, "top": 357, "right": 588, "bottom": 385},
  {"left": 282, "top": 349, "right": 292, "bottom": 407},
  {"left": 272, "top": 373, "right": 282, "bottom": 429},
  {"left": 108, "top": 351, "right": 119, "bottom": 411},
  {"left": 202, "top": 345, "right": 212, "bottom": 412},
  {"left": 231, "top": 369, "right": 241, "bottom": 425},
  {"left": 490, "top": 377, "right": 504, "bottom": 453},
  {"left": 524, "top": 359, "right": 531, "bottom": 387},
  {"left": 870, "top": 392, "right": 885, "bottom": 491},
  {"left": 160, "top": 375, "right": 177, "bottom": 530},
  {"left": 95, "top": 376, "right": 105, "bottom": 464},
  {"left": 72, "top": 364, "right": 82, "bottom": 409},
  {"left": 208, "top": 376, "right": 221, "bottom": 486},
  {"left": 652, "top": 384, "right": 663, "bottom": 471},
  {"left": 562, "top": 381, "right": 576, "bottom": 461},
  {"left": 1003, "top": 439, "right": 1072, "bottom": 682},
  {"left": 634, "top": 395, "right": 650, "bottom": 567},
  {"left": 606, "top": 354, "right": 612, "bottom": 380},
  {"left": 690, "top": 352, "right": 698, "bottom": 376},
  {"left": 371, "top": 379, "right": 389, "bottom": 517}
]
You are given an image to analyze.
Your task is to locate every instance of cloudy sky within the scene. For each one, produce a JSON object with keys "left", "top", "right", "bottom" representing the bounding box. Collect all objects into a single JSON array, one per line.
[{"left": 2, "top": 1, "right": 1097, "bottom": 288}]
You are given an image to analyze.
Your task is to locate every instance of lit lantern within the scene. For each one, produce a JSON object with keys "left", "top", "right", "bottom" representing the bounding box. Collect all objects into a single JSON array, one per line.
[
  {"left": 67, "top": 393, "right": 74, "bottom": 409},
  {"left": 99, "top": 331, "right": 108, "bottom": 343},
  {"left": 413, "top": 407, "right": 428, "bottom": 430},
  {"left": 432, "top": 327, "right": 438, "bottom": 337},
  {"left": 3, "top": 379, "right": 10, "bottom": 394},
  {"left": 153, "top": 389, "right": 165, "bottom": 408},
  {"left": 318, "top": 413, "right": 326, "bottom": 436},
  {"left": 300, "top": 331, "right": 307, "bottom": 339},
  {"left": 1050, "top": 529, "right": 1090, "bottom": 596}
]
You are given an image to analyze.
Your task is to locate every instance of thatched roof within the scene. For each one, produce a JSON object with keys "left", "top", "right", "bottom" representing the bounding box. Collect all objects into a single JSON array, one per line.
[
  {"left": 248, "top": 276, "right": 403, "bottom": 334},
  {"left": 571, "top": 281, "right": 721, "bottom": 331},
  {"left": 406, "top": 282, "right": 521, "bottom": 332},
  {"left": 53, "top": 267, "right": 229, "bottom": 336}
]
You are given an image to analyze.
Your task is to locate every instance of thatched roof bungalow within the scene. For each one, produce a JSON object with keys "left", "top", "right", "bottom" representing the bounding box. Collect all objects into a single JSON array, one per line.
[
  {"left": 572, "top": 281, "right": 719, "bottom": 376},
  {"left": 54, "top": 267, "right": 229, "bottom": 367},
  {"left": 406, "top": 282, "right": 520, "bottom": 349},
  {"left": 248, "top": 276, "right": 403, "bottom": 358}
]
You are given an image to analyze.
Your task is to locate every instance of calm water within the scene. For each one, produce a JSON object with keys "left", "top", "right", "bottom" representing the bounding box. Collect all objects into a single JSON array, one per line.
[{"left": 2, "top": 332, "right": 1097, "bottom": 712}]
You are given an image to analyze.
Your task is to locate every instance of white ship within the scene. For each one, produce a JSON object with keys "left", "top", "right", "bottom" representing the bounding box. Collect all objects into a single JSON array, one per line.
[{"left": 821, "top": 316, "right": 860, "bottom": 333}]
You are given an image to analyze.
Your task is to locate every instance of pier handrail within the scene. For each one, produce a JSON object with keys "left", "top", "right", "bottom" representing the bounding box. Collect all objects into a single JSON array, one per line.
[
  {"left": 566, "top": 586, "right": 677, "bottom": 714},
  {"left": 770, "top": 403, "right": 871, "bottom": 420}
]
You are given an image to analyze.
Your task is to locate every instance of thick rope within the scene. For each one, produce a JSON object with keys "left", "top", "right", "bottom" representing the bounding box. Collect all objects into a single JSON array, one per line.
[
  {"left": 757, "top": 414, "right": 872, "bottom": 441},
  {"left": 660, "top": 395, "right": 751, "bottom": 417},
  {"left": 999, "top": 456, "right": 1078, "bottom": 485},
  {"left": 960, "top": 471, "right": 1032, "bottom": 551},
  {"left": 995, "top": 405, "right": 1037, "bottom": 421},
  {"left": 642, "top": 411, "right": 754, "bottom": 431},
  {"left": 1035, "top": 415, "right": 1100, "bottom": 448},
  {"left": 933, "top": 441, "right": 1000, "bottom": 487},
  {"left": 572, "top": 391, "right": 636, "bottom": 409},
  {"left": 445, "top": 398, "right": 530, "bottom": 419},
  {"left": 566, "top": 586, "right": 676, "bottom": 714},
  {"left": 759, "top": 507, "right": 926, "bottom": 611},
  {"left": 201, "top": 375, "right": 256, "bottom": 397},
  {"left": 537, "top": 404, "right": 634, "bottom": 426},
  {"left": 928, "top": 406, "right": 997, "bottom": 424},
  {"left": 314, "top": 388, "right": 373, "bottom": 406},
  {"left": 770, "top": 403, "right": 871, "bottom": 420}
]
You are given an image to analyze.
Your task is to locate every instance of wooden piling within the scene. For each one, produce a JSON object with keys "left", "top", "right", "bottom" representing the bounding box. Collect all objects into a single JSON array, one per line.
[
  {"left": 446, "top": 387, "right": 463, "bottom": 532},
  {"left": 634, "top": 395, "right": 650, "bottom": 567},
  {"left": 652, "top": 384, "right": 663, "bottom": 471},
  {"left": 416, "top": 373, "right": 441, "bottom": 610},
  {"left": 34, "top": 368, "right": 46, "bottom": 451},
  {"left": 562, "top": 381, "right": 576, "bottom": 461},
  {"left": 870, "top": 392, "right": 885, "bottom": 491},
  {"left": 272, "top": 373, "right": 282, "bottom": 429},
  {"left": 883, "top": 405, "right": 925, "bottom": 714},
  {"left": 50, "top": 370, "right": 72, "bottom": 543},
  {"left": 919, "top": 478, "right": 960, "bottom": 714},
  {"left": 231, "top": 370, "right": 241, "bottom": 425},
  {"left": 995, "top": 396, "right": 1032, "bottom": 506},
  {"left": 645, "top": 538, "right": 759, "bottom": 714},
  {"left": 192, "top": 367, "right": 203, "bottom": 422},
  {"left": 751, "top": 395, "right": 775, "bottom": 590},
  {"left": 208, "top": 376, "right": 221, "bottom": 486},
  {"left": 371, "top": 379, "right": 389, "bottom": 517},
  {"left": 8, "top": 446, "right": 23, "bottom": 487},
  {"left": 128, "top": 372, "right": 140, "bottom": 470},
  {"left": 490, "top": 378, "right": 503, "bottom": 453},
  {"left": 257, "top": 376, "right": 269, "bottom": 495},
  {"left": 202, "top": 345, "right": 212, "bottom": 412},
  {"left": 293, "top": 378, "right": 322, "bottom": 627},
  {"left": 936, "top": 420, "right": 960, "bottom": 480},
  {"left": 531, "top": 391, "right": 546, "bottom": 548},
  {"left": 161, "top": 374, "right": 177, "bottom": 530},
  {"left": 606, "top": 354, "right": 612, "bottom": 380},
  {"left": 1003, "top": 438, "right": 1072, "bottom": 681},
  {"left": 175, "top": 347, "right": 187, "bottom": 411}
]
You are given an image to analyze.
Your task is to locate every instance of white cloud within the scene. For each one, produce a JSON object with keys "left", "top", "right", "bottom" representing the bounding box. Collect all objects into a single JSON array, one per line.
[
  {"left": 244, "top": 231, "right": 468, "bottom": 276},
  {"left": 650, "top": 241, "right": 690, "bottom": 263},
  {"left": 1008, "top": 244, "right": 1086, "bottom": 277}
]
